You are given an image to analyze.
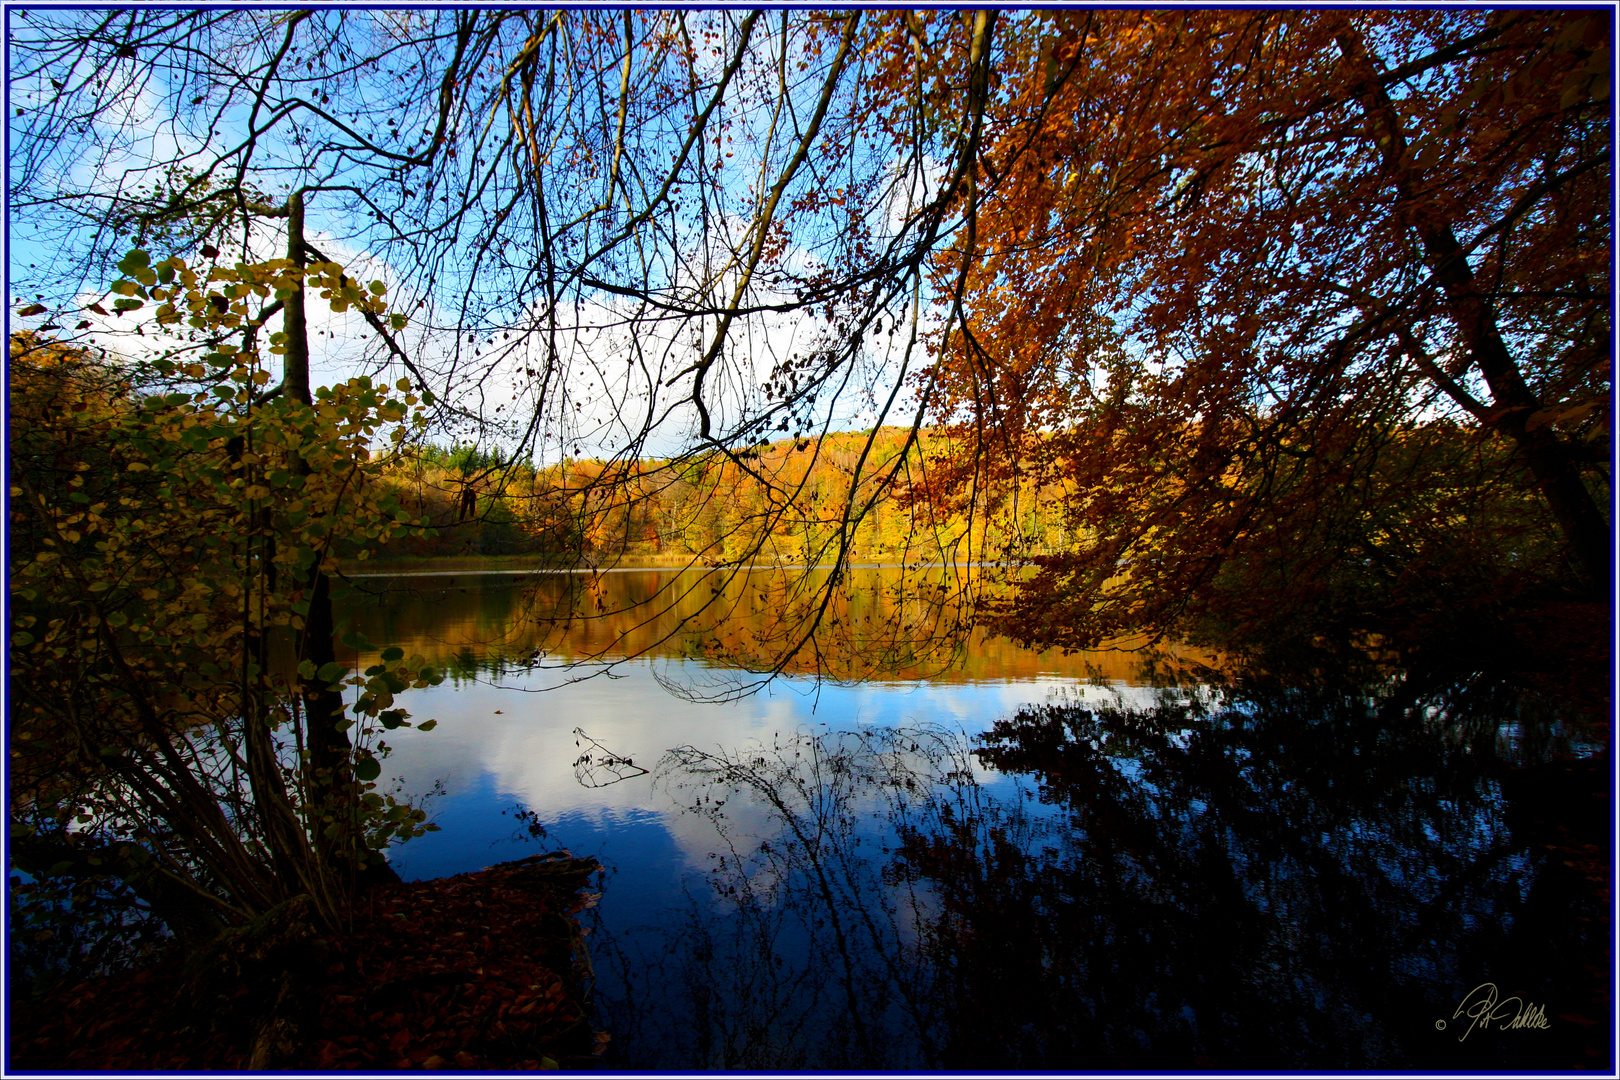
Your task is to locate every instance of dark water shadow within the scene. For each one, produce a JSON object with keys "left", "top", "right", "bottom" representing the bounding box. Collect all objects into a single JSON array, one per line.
[{"left": 588, "top": 671, "right": 1609, "bottom": 1071}]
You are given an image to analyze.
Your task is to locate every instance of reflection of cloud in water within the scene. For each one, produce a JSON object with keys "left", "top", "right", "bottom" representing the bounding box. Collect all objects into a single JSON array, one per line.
[
  {"left": 357, "top": 580, "right": 1603, "bottom": 1071},
  {"left": 658, "top": 790, "right": 780, "bottom": 877},
  {"left": 375, "top": 657, "right": 1097, "bottom": 871}
]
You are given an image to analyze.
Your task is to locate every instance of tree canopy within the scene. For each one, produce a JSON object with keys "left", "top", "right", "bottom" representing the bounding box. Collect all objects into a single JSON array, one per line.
[
  {"left": 943, "top": 9, "right": 1610, "bottom": 649},
  {"left": 9, "top": 7, "right": 1609, "bottom": 657},
  {"left": 8, "top": 258, "right": 441, "bottom": 974}
]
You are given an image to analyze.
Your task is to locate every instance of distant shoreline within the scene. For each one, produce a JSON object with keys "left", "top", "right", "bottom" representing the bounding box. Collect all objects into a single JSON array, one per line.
[{"left": 339, "top": 554, "right": 1003, "bottom": 579}]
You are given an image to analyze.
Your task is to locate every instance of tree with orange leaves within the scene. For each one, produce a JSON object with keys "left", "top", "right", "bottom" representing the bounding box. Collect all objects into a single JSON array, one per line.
[
  {"left": 940, "top": 8, "right": 1609, "bottom": 650},
  {"left": 12, "top": 9, "right": 1605, "bottom": 664}
]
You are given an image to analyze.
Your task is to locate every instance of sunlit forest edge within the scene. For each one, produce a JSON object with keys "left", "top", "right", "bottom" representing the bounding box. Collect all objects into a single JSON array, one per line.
[{"left": 354, "top": 427, "right": 1024, "bottom": 569}]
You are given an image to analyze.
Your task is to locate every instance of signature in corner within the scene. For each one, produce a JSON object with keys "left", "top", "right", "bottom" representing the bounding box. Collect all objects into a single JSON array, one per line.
[{"left": 1442, "top": 982, "right": 1551, "bottom": 1041}]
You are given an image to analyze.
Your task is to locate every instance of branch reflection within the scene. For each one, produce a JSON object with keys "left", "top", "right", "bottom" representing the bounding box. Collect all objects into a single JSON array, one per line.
[{"left": 591, "top": 675, "right": 1604, "bottom": 1070}]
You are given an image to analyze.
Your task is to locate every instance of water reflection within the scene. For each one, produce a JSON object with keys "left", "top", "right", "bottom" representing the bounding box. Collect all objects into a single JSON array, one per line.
[
  {"left": 338, "top": 570, "right": 1606, "bottom": 1071},
  {"left": 572, "top": 729, "right": 649, "bottom": 789},
  {"left": 341, "top": 565, "right": 1184, "bottom": 688},
  {"left": 596, "top": 681, "right": 1604, "bottom": 1071}
]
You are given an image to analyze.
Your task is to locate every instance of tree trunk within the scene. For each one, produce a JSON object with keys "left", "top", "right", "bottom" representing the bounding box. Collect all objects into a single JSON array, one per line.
[
  {"left": 283, "top": 191, "right": 371, "bottom": 880},
  {"left": 1336, "top": 28, "right": 1611, "bottom": 597}
]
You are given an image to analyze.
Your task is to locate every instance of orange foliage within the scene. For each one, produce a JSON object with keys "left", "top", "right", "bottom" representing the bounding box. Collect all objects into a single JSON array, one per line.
[
  {"left": 374, "top": 429, "right": 1028, "bottom": 568},
  {"left": 926, "top": 9, "right": 1610, "bottom": 650}
]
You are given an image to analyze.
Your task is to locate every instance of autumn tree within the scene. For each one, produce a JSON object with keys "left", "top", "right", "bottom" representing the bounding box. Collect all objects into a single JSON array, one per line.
[
  {"left": 9, "top": 9, "right": 1012, "bottom": 682},
  {"left": 8, "top": 253, "right": 441, "bottom": 974},
  {"left": 11, "top": 8, "right": 1602, "bottom": 672},
  {"left": 939, "top": 9, "right": 1610, "bottom": 651}
]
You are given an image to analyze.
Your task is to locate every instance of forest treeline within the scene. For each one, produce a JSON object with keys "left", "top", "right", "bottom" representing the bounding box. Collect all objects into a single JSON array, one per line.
[
  {"left": 18, "top": 321, "right": 1580, "bottom": 661},
  {"left": 370, "top": 429, "right": 1052, "bottom": 566},
  {"left": 367, "top": 415, "right": 1573, "bottom": 667}
]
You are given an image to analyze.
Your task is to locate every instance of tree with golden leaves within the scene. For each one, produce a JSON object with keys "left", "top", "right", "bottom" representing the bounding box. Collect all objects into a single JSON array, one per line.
[{"left": 938, "top": 9, "right": 1609, "bottom": 649}]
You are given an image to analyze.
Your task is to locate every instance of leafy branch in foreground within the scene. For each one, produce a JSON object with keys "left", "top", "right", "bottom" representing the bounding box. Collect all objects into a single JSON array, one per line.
[{"left": 8, "top": 253, "right": 443, "bottom": 983}]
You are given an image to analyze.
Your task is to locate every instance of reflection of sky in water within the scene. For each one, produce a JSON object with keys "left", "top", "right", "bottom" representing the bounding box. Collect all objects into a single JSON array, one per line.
[
  {"left": 376, "top": 659, "right": 1103, "bottom": 882},
  {"left": 343, "top": 572, "right": 1605, "bottom": 1070},
  {"left": 374, "top": 658, "right": 1107, "bottom": 997}
]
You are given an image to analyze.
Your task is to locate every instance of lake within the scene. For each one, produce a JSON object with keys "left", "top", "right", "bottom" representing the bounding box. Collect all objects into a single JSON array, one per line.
[{"left": 340, "top": 565, "right": 1609, "bottom": 1071}]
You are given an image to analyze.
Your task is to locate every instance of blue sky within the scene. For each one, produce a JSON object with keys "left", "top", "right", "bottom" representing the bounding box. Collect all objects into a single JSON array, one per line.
[{"left": 7, "top": 9, "right": 956, "bottom": 465}]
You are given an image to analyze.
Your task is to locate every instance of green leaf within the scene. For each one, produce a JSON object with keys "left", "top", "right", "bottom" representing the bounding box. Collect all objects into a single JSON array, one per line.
[
  {"left": 316, "top": 661, "right": 345, "bottom": 683},
  {"left": 115, "top": 249, "right": 152, "bottom": 275},
  {"left": 340, "top": 628, "right": 374, "bottom": 650},
  {"left": 379, "top": 710, "right": 405, "bottom": 729},
  {"left": 297, "top": 659, "right": 318, "bottom": 680},
  {"left": 414, "top": 719, "right": 437, "bottom": 732},
  {"left": 353, "top": 755, "right": 382, "bottom": 782},
  {"left": 381, "top": 645, "right": 404, "bottom": 662}
]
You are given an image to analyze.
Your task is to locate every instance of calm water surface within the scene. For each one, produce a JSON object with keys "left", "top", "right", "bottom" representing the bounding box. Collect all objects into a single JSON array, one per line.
[{"left": 341, "top": 567, "right": 1608, "bottom": 1071}]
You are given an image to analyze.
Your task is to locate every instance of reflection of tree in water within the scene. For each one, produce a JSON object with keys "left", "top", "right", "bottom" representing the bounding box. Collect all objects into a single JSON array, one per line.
[
  {"left": 571, "top": 729, "right": 649, "bottom": 789},
  {"left": 590, "top": 676, "right": 1604, "bottom": 1070},
  {"left": 905, "top": 676, "right": 1601, "bottom": 1070},
  {"left": 339, "top": 566, "right": 1155, "bottom": 695},
  {"left": 588, "top": 724, "right": 982, "bottom": 1070}
]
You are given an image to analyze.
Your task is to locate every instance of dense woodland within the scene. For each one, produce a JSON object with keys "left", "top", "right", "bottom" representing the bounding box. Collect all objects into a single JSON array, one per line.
[
  {"left": 6, "top": 7, "right": 1610, "bottom": 1070},
  {"left": 368, "top": 429, "right": 1044, "bottom": 565}
]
